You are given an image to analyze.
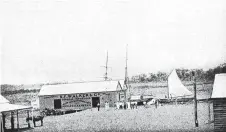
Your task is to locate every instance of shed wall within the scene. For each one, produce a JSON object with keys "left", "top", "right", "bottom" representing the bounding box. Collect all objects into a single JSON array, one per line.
[
  {"left": 213, "top": 99, "right": 226, "bottom": 132},
  {"left": 39, "top": 91, "right": 120, "bottom": 111}
]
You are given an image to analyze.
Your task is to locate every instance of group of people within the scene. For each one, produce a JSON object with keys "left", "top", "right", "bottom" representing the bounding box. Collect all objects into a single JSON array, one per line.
[
  {"left": 130, "top": 102, "right": 138, "bottom": 109},
  {"left": 114, "top": 101, "right": 139, "bottom": 110},
  {"left": 96, "top": 99, "right": 160, "bottom": 111},
  {"left": 115, "top": 102, "right": 127, "bottom": 109}
]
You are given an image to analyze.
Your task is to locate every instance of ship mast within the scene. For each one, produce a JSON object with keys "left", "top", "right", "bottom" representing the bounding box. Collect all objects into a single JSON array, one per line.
[
  {"left": 104, "top": 51, "right": 109, "bottom": 81},
  {"left": 125, "top": 44, "right": 128, "bottom": 84},
  {"left": 124, "top": 44, "right": 129, "bottom": 103},
  {"left": 101, "top": 51, "right": 110, "bottom": 81}
]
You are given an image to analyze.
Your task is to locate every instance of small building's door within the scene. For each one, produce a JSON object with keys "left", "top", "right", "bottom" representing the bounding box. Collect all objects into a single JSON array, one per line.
[
  {"left": 92, "top": 97, "right": 100, "bottom": 107},
  {"left": 54, "top": 99, "right": 62, "bottom": 109}
]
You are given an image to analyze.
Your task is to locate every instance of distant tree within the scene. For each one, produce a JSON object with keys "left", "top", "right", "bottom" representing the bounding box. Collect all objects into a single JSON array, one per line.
[
  {"left": 156, "top": 72, "right": 167, "bottom": 81},
  {"left": 204, "top": 69, "right": 214, "bottom": 81},
  {"left": 221, "top": 63, "right": 226, "bottom": 73},
  {"left": 148, "top": 73, "right": 157, "bottom": 82},
  {"left": 139, "top": 74, "right": 147, "bottom": 82}
]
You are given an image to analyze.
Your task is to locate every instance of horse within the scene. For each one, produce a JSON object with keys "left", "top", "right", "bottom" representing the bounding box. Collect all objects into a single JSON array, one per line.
[
  {"left": 43, "top": 108, "right": 63, "bottom": 116},
  {"left": 26, "top": 112, "right": 45, "bottom": 127}
]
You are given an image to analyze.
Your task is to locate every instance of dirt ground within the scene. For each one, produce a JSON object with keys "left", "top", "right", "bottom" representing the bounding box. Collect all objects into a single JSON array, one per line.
[{"left": 18, "top": 102, "right": 214, "bottom": 132}]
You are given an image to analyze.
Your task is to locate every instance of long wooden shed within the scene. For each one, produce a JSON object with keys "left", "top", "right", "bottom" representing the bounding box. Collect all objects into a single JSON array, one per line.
[
  {"left": 38, "top": 80, "right": 126, "bottom": 111},
  {"left": 211, "top": 73, "right": 226, "bottom": 132}
]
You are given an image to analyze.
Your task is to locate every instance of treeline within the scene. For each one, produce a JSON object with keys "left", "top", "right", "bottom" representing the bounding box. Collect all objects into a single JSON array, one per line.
[
  {"left": 130, "top": 63, "right": 226, "bottom": 83},
  {"left": 1, "top": 84, "right": 41, "bottom": 95},
  {"left": 1, "top": 89, "right": 40, "bottom": 95}
]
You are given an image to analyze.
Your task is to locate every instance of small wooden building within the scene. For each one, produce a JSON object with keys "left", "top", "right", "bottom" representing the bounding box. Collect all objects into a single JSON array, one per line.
[
  {"left": 38, "top": 80, "right": 126, "bottom": 111},
  {"left": 211, "top": 73, "right": 226, "bottom": 132},
  {"left": 0, "top": 95, "right": 32, "bottom": 131}
]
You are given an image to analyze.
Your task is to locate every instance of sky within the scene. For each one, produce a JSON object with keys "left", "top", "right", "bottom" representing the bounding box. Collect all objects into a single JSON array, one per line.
[{"left": 0, "top": 0, "right": 226, "bottom": 85}]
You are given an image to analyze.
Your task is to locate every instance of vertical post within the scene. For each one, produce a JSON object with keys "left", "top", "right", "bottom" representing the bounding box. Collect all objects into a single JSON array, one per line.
[
  {"left": 32, "top": 109, "right": 34, "bottom": 125},
  {"left": 208, "top": 99, "right": 211, "bottom": 123},
  {"left": 27, "top": 110, "right": 30, "bottom": 128},
  {"left": 1, "top": 113, "right": 3, "bottom": 132},
  {"left": 2, "top": 113, "right": 6, "bottom": 131},
  {"left": 192, "top": 71, "right": 199, "bottom": 127},
  {"left": 17, "top": 110, "right": 19, "bottom": 131},
  {"left": 11, "top": 112, "right": 14, "bottom": 130}
]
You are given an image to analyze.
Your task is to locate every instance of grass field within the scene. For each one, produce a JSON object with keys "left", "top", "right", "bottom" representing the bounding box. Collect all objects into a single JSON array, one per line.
[{"left": 23, "top": 102, "right": 213, "bottom": 132}]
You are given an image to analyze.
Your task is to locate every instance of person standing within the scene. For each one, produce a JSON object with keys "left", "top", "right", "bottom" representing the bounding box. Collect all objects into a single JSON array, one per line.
[
  {"left": 107, "top": 102, "right": 109, "bottom": 110},
  {"left": 105, "top": 101, "right": 107, "bottom": 110},
  {"left": 117, "top": 102, "right": 121, "bottom": 109},
  {"left": 155, "top": 99, "right": 158, "bottom": 109},
  {"left": 114, "top": 102, "right": 118, "bottom": 110},
  {"left": 124, "top": 102, "right": 126, "bottom": 110},
  {"left": 105, "top": 102, "right": 108, "bottom": 110},
  {"left": 97, "top": 102, "right": 100, "bottom": 111},
  {"left": 135, "top": 102, "right": 138, "bottom": 109},
  {"left": 143, "top": 101, "right": 146, "bottom": 108},
  {"left": 127, "top": 102, "right": 131, "bottom": 109}
]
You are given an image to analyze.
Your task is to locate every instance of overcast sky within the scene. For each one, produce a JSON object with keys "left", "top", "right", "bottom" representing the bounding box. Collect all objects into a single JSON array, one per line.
[{"left": 0, "top": 0, "right": 226, "bottom": 84}]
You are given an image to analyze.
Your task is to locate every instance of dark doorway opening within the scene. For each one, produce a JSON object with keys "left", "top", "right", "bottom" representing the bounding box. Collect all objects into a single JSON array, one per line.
[
  {"left": 54, "top": 99, "right": 62, "bottom": 109},
  {"left": 92, "top": 97, "right": 100, "bottom": 107}
]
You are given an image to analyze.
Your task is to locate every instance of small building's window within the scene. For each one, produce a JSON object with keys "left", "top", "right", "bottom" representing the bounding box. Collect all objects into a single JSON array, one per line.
[{"left": 54, "top": 99, "right": 62, "bottom": 109}]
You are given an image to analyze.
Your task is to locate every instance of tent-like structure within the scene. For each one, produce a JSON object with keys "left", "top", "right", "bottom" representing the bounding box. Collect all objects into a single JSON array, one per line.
[{"left": 167, "top": 69, "right": 192, "bottom": 98}]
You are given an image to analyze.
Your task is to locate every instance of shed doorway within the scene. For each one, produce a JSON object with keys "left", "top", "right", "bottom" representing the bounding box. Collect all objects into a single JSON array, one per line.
[
  {"left": 92, "top": 97, "right": 100, "bottom": 107},
  {"left": 54, "top": 99, "right": 62, "bottom": 109}
]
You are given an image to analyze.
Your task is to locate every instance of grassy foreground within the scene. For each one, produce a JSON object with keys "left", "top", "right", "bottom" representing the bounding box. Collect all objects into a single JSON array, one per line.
[{"left": 28, "top": 102, "right": 213, "bottom": 132}]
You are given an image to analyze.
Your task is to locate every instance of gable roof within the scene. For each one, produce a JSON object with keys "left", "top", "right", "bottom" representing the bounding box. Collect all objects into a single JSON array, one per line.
[
  {"left": 0, "top": 95, "right": 9, "bottom": 104},
  {"left": 39, "top": 80, "right": 122, "bottom": 96},
  {"left": 168, "top": 69, "right": 192, "bottom": 98},
  {"left": 211, "top": 74, "right": 226, "bottom": 98},
  {"left": 119, "top": 80, "right": 128, "bottom": 90}
]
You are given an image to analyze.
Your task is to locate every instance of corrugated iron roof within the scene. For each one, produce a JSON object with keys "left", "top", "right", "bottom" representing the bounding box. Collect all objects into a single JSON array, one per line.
[
  {"left": 211, "top": 74, "right": 226, "bottom": 98},
  {"left": 39, "top": 80, "right": 122, "bottom": 96},
  {"left": 0, "top": 103, "right": 32, "bottom": 112},
  {"left": 0, "top": 94, "right": 32, "bottom": 112}
]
